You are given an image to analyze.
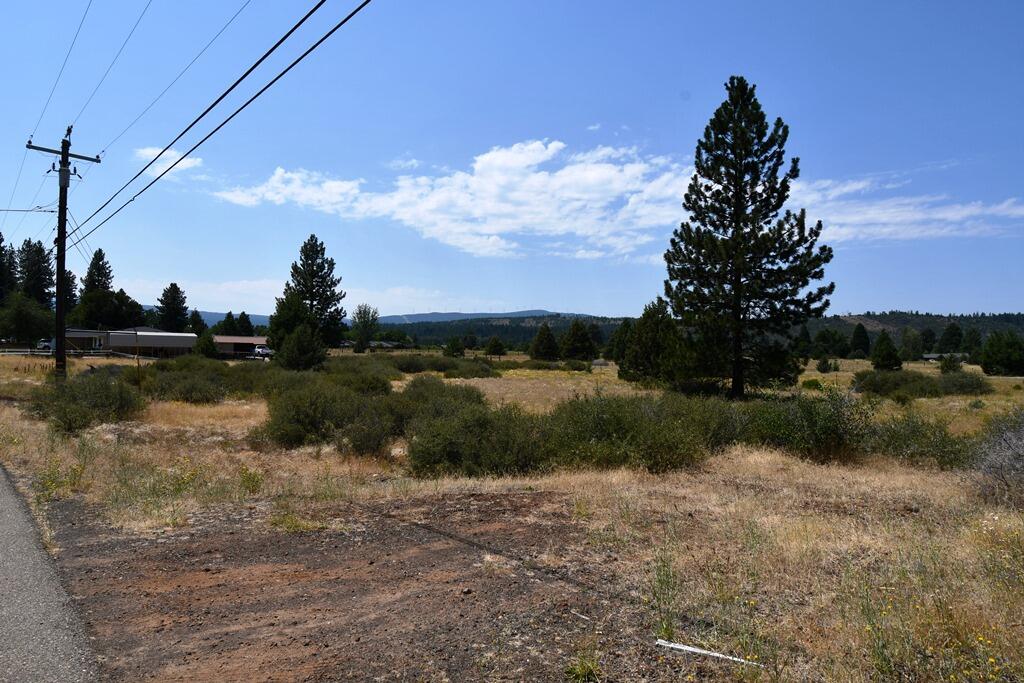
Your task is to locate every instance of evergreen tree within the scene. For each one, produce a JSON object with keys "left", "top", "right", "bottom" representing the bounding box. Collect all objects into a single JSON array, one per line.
[
  {"left": 871, "top": 330, "right": 902, "bottom": 371},
  {"left": 193, "top": 331, "right": 218, "bottom": 358},
  {"left": 276, "top": 324, "right": 327, "bottom": 370},
  {"left": 351, "top": 303, "right": 379, "bottom": 353},
  {"left": 17, "top": 239, "right": 55, "bottom": 309},
  {"left": 663, "top": 76, "right": 833, "bottom": 398},
  {"left": 236, "top": 311, "right": 255, "bottom": 336},
  {"left": 267, "top": 290, "right": 312, "bottom": 348},
  {"left": 0, "top": 292, "right": 53, "bottom": 343},
  {"left": 980, "top": 331, "right": 1024, "bottom": 376},
  {"left": 187, "top": 309, "right": 208, "bottom": 335},
  {"left": 0, "top": 235, "right": 17, "bottom": 302},
  {"left": 619, "top": 299, "right": 685, "bottom": 384},
  {"left": 443, "top": 336, "right": 465, "bottom": 358},
  {"left": 60, "top": 270, "right": 78, "bottom": 312},
  {"left": 850, "top": 323, "right": 870, "bottom": 356},
  {"left": 156, "top": 282, "right": 189, "bottom": 332},
  {"left": 603, "top": 319, "right": 634, "bottom": 363},
  {"left": 812, "top": 328, "right": 849, "bottom": 360},
  {"left": 484, "top": 335, "right": 506, "bottom": 357},
  {"left": 559, "top": 319, "right": 598, "bottom": 361},
  {"left": 528, "top": 323, "right": 560, "bottom": 361},
  {"left": 283, "top": 234, "right": 346, "bottom": 346},
  {"left": 899, "top": 327, "right": 923, "bottom": 361},
  {"left": 216, "top": 311, "right": 239, "bottom": 336},
  {"left": 920, "top": 328, "right": 937, "bottom": 354},
  {"left": 587, "top": 323, "right": 604, "bottom": 350},
  {"left": 793, "top": 324, "right": 812, "bottom": 361},
  {"left": 82, "top": 248, "right": 113, "bottom": 294},
  {"left": 937, "top": 323, "right": 963, "bottom": 354},
  {"left": 960, "top": 327, "right": 983, "bottom": 360}
]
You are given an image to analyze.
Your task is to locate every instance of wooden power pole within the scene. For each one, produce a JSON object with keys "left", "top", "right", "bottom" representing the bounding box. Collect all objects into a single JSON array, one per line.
[{"left": 27, "top": 126, "right": 100, "bottom": 380}]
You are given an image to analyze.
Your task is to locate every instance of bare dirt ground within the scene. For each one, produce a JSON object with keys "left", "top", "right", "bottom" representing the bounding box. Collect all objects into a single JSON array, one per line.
[{"left": 49, "top": 490, "right": 688, "bottom": 682}]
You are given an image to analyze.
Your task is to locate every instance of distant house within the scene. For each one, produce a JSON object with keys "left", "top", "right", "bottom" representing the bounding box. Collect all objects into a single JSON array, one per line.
[
  {"left": 213, "top": 335, "right": 268, "bottom": 357},
  {"left": 65, "top": 328, "right": 106, "bottom": 351},
  {"left": 107, "top": 329, "right": 196, "bottom": 358},
  {"left": 922, "top": 352, "right": 969, "bottom": 362}
]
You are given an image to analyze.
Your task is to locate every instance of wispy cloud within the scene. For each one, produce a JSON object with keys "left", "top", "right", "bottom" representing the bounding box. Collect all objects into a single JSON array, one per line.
[
  {"left": 213, "top": 139, "right": 1024, "bottom": 261},
  {"left": 386, "top": 155, "right": 421, "bottom": 171},
  {"left": 586, "top": 123, "right": 601, "bottom": 131},
  {"left": 133, "top": 147, "right": 203, "bottom": 177}
]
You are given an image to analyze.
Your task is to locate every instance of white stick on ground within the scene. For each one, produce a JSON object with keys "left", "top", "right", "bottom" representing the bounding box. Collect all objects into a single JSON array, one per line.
[{"left": 655, "top": 639, "right": 763, "bottom": 667}]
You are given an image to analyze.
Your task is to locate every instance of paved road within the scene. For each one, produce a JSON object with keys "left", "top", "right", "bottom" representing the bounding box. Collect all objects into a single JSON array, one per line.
[{"left": 0, "top": 466, "right": 95, "bottom": 683}]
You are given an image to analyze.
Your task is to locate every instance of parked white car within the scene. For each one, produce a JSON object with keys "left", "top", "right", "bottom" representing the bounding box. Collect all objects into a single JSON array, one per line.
[
  {"left": 36, "top": 339, "right": 52, "bottom": 351},
  {"left": 253, "top": 344, "right": 274, "bottom": 358}
]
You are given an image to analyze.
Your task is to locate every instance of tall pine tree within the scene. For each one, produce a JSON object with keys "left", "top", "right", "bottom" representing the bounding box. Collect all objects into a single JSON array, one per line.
[
  {"left": 528, "top": 323, "right": 560, "bottom": 361},
  {"left": 850, "top": 323, "right": 870, "bottom": 356},
  {"left": 664, "top": 77, "right": 833, "bottom": 398},
  {"left": 187, "top": 309, "right": 208, "bottom": 335},
  {"left": 156, "top": 282, "right": 189, "bottom": 332},
  {"left": 17, "top": 239, "right": 55, "bottom": 309},
  {"left": 283, "top": 234, "right": 346, "bottom": 346},
  {"left": 82, "top": 248, "right": 113, "bottom": 294},
  {"left": 236, "top": 311, "right": 255, "bottom": 336},
  {"left": 0, "top": 234, "right": 17, "bottom": 302},
  {"left": 937, "top": 323, "right": 963, "bottom": 354}
]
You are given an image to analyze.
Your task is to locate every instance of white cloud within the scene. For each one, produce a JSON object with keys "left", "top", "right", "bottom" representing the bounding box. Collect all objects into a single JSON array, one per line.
[
  {"left": 586, "top": 123, "right": 601, "bottom": 131},
  {"left": 213, "top": 140, "right": 1024, "bottom": 261},
  {"left": 133, "top": 147, "right": 203, "bottom": 177},
  {"left": 387, "top": 155, "right": 421, "bottom": 171}
]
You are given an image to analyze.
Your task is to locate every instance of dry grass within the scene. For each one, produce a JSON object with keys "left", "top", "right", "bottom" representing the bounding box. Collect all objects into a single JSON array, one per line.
[
  {"left": 1, "top": 357, "right": 1022, "bottom": 678},
  {"left": 801, "top": 359, "right": 1024, "bottom": 435},
  {"left": 449, "top": 364, "right": 652, "bottom": 413},
  {"left": 143, "top": 399, "right": 267, "bottom": 429}
]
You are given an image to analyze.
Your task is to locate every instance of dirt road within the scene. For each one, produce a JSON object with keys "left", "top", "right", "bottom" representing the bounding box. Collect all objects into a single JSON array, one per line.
[{"left": 47, "top": 490, "right": 692, "bottom": 681}]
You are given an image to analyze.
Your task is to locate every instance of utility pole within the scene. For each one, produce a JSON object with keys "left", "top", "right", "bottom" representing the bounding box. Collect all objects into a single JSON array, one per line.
[{"left": 26, "top": 126, "right": 100, "bottom": 381}]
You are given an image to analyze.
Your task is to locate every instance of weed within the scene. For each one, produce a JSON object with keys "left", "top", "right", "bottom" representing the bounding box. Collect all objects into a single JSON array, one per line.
[
  {"left": 238, "top": 465, "right": 264, "bottom": 495},
  {"left": 564, "top": 642, "right": 602, "bottom": 683},
  {"left": 649, "top": 547, "right": 680, "bottom": 640}
]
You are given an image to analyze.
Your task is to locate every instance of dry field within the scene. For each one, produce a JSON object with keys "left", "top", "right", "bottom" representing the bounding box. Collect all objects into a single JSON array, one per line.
[{"left": 0, "top": 358, "right": 1022, "bottom": 680}]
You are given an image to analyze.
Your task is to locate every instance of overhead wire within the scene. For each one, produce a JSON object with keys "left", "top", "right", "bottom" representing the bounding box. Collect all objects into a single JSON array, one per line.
[
  {"left": 98, "top": 0, "right": 253, "bottom": 157},
  {"left": 1, "top": 0, "right": 91, "bottom": 237},
  {"left": 72, "top": 0, "right": 154, "bottom": 126},
  {"left": 68, "top": 0, "right": 374, "bottom": 252},
  {"left": 69, "top": 0, "right": 331, "bottom": 241}
]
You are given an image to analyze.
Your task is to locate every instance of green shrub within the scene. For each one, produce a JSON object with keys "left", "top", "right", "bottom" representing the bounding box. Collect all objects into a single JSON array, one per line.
[
  {"left": 264, "top": 381, "right": 363, "bottom": 446},
  {"left": 339, "top": 397, "right": 398, "bottom": 456},
  {"left": 388, "top": 375, "right": 486, "bottom": 433},
  {"left": 936, "top": 371, "right": 993, "bottom": 396},
  {"left": 938, "top": 354, "right": 962, "bottom": 374},
  {"left": 853, "top": 369, "right": 941, "bottom": 398},
  {"left": 868, "top": 412, "right": 973, "bottom": 469},
  {"left": 391, "top": 354, "right": 427, "bottom": 374},
  {"left": 276, "top": 324, "right": 327, "bottom": 371},
  {"left": 442, "top": 360, "right": 498, "bottom": 379},
  {"left": 152, "top": 373, "right": 226, "bottom": 403},
  {"left": 323, "top": 356, "right": 398, "bottom": 395},
  {"left": 802, "top": 378, "right": 823, "bottom": 391},
  {"left": 738, "top": 389, "right": 872, "bottom": 462},
  {"left": 816, "top": 356, "right": 836, "bottom": 373},
  {"left": 563, "top": 359, "right": 592, "bottom": 373},
  {"left": 30, "top": 373, "right": 145, "bottom": 433},
  {"left": 408, "top": 404, "right": 544, "bottom": 477}
]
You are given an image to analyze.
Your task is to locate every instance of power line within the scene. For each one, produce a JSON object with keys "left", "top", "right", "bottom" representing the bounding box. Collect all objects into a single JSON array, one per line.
[
  {"left": 33, "top": 0, "right": 94, "bottom": 137},
  {"left": 98, "top": 0, "right": 253, "bottom": 157},
  {"left": 69, "top": 0, "right": 374, "bottom": 252},
  {"left": 1, "top": 0, "right": 92, "bottom": 237},
  {"left": 0, "top": 208, "right": 57, "bottom": 213},
  {"left": 70, "top": 0, "right": 330, "bottom": 240},
  {"left": 72, "top": 0, "right": 154, "bottom": 126}
]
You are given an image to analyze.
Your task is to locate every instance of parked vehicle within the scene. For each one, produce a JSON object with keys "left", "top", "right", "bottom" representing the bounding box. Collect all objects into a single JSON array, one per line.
[
  {"left": 253, "top": 344, "right": 274, "bottom": 358},
  {"left": 36, "top": 339, "right": 52, "bottom": 351}
]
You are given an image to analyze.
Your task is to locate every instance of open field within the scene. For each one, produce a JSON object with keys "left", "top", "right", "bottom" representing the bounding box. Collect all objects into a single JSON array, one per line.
[
  {"left": 1, "top": 357, "right": 1022, "bottom": 680},
  {"left": 800, "top": 359, "right": 1024, "bottom": 434}
]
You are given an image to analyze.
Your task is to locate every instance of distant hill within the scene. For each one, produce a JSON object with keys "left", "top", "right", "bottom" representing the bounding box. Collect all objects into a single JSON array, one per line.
[
  {"left": 807, "top": 311, "right": 1024, "bottom": 339},
  {"left": 378, "top": 310, "right": 556, "bottom": 324},
  {"left": 381, "top": 313, "right": 625, "bottom": 349},
  {"left": 144, "top": 306, "right": 271, "bottom": 328}
]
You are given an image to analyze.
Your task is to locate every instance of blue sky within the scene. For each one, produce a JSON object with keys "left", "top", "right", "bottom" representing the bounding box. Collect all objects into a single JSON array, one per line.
[{"left": 1, "top": 1, "right": 1021, "bottom": 317}]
